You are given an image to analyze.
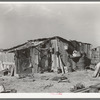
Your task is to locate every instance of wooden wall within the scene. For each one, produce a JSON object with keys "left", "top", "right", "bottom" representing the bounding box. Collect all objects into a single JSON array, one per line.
[{"left": 0, "top": 52, "right": 14, "bottom": 63}]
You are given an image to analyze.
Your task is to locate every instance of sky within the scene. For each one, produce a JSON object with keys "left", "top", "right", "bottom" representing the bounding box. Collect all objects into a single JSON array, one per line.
[{"left": 0, "top": 2, "right": 100, "bottom": 49}]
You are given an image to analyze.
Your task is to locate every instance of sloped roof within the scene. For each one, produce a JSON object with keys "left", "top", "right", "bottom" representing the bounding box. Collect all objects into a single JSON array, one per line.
[
  {"left": 3, "top": 36, "right": 91, "bottom": 53},
  {"left": 3, "top": 36, "right": 72, "bottom": 52},
  {"left": 70, "top": 40, "right": 91, "bottom": 45},
  {"left": 3, "top": 39, "right": 48, "bottom": 52}
]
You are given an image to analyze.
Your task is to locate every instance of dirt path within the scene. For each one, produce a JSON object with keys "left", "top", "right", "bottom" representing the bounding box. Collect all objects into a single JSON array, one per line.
[{"left": 0, "top": 70, "right": 100, "bottom": 93}]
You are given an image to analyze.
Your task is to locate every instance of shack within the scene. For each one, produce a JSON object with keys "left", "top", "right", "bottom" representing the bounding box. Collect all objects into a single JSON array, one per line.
[
  {"left": 3, "top": 36, "right": 92, "bottom": 75},
  {"left": 91, "top": 46, "right": 100, "bottom": 65}
]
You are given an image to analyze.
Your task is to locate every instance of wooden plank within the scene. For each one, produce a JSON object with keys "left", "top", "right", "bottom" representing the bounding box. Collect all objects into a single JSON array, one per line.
[{"left": 73, "top": 83, "right": 100, "bottom": 93}]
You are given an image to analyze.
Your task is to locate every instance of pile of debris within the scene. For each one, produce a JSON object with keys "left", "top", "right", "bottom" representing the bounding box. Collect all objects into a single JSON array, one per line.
[
  {"left": 70, "top": 83, "right": 100, "bottom": 93},
  {"left": 70, "top": 83, "right": 85, "bottom": 92},
  {"left": 51, "top": 75, "right": 70, "bottom": 83}
]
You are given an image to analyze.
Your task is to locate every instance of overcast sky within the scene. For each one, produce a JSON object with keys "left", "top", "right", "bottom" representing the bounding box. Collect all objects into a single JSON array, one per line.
[{"left": 0, "top": 2, "right": 100, "bottom": 49}]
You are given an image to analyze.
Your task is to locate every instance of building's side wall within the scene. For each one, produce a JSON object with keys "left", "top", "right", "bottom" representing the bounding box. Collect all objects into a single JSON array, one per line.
[
  {"left": 15, "top": 49, "right": 32, "bottom": 75},
  {"left": 30, "top": 47, "right": 39, "bottom": 73}
]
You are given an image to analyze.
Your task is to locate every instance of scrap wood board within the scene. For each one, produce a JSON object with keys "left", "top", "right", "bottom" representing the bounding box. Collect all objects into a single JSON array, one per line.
[{"left": 73, "top": 83, "right": 100, "bottom": 93}]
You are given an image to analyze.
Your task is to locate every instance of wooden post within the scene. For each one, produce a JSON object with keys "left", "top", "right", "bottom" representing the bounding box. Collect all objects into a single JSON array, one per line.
[
  {"left": 59, "top": 56, "right": 65, "bottom": 74},
  {"left": 56, "top": 38, "right": 60, "bottom": 69},
  {"left": 56, "top": 38, "right": 65, "bottom": 74}
]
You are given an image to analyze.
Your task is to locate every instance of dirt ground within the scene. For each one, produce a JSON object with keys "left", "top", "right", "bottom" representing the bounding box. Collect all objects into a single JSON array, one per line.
[{"left": 0, "top": 70, "right": 100, "bottom": 93}]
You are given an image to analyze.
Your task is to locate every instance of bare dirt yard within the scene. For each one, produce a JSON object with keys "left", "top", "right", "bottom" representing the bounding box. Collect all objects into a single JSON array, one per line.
[{"left": 0, "top": 70, "right": 100, "bottom": 93}]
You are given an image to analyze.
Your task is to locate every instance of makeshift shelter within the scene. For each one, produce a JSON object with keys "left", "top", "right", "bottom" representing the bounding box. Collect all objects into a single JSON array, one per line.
[
  {"left": 3, "top": 36, "right": 92, "bottom": 75},
  {"left": 91, "top": 46, "right": 100, "bottom": 65}
]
